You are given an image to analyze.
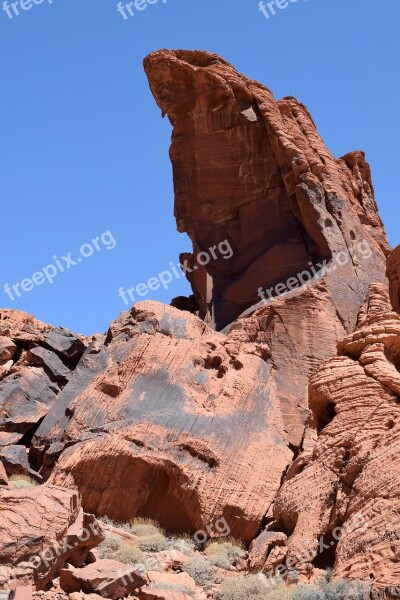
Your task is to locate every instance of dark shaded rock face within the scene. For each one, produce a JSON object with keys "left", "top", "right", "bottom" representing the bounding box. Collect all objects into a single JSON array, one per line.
[
  {"left": 387, "top": 246, "right": 400, "bottom": 312},
  {"left": 144, "top": 49, "right": 389, "bottom": 330},
  {"left": 0, "top": 310, "right": 88, "bottom": 452},
  {"left": 32, "top": 302, "right": 291, "bottom": 542}
]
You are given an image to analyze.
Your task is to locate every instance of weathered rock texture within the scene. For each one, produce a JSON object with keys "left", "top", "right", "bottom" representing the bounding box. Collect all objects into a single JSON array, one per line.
[
  {"left": 144, "top": 49, "right": 390, "bottom": 446},
  {"left": 0, "top": 485, "right": 103, "bottom": 589},
  {"left": 1, "top": 50, "right": 398, "bottom": 594},
  {"left": 33, "top": 302, "right": 291, "bottom": 542},
  {"left": 270, "top": 278, "right": 400, "bottom": 587},
  {"left": 144, "top": 49, "right": 389, "bottom": 331},
  {"left": 0, "top": 310, "right": 88, "bottom": 451}
]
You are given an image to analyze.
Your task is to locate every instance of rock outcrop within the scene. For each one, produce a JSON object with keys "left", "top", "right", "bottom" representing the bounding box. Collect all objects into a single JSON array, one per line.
[
  {"left": 144, "top": 49, "right": 389, "bottom": 331},
  {"left": 0, "top": 49, "right": 398, "bottom": 596},
  {"left": 0, "top": 485, "right": 103, "bottom": 589},
  {"left": 32, "top": 302, "right": 291, "bottom": 542},
  {"left": 268, "top": 262, "right": 400, "bottom": 587},
  {"left": 0, "top": 310, "right": 88, "bottom": 452},
  {"left": 144, "top": 49, "right": 390, "bottom": 447}
]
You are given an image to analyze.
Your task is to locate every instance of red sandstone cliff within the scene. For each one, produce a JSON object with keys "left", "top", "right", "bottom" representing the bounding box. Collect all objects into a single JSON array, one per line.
[{"left": 0, "top": 50, "right": 398, "bottom": 598}]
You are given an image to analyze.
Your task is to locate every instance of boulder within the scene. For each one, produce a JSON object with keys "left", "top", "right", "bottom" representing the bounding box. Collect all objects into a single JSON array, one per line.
[
  {"left": 59, "top": 560, "right": 147, "bottom": 598},
  {"left": 26, "top": 347, "right": 70, "bottom": 383},
  {"left": 0, "top": 485, "right": 103, "bottom": 589},
  {"left": 0, "top": 445, "right": 42, "bottom": 482},
  {"left": 0, "top": 367, "right": 59, "bottom": 445},
  {"left": 248, "top": 530, "right": 287, "bottom": 572},
  {"left": 0, "top": 310, "right": 89, "bottom": 451},
  {"left": 42, "top": 328, "right": 87, "bottom": 368},
  {"left": 34, "top": 303, "right": 291, "bottom": 542},
  {"left": 0, "top": 337, "right": 17, "bottom": 361}
]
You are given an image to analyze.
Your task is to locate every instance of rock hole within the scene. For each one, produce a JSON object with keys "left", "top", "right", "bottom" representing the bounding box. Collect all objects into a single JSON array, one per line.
[
  {"left": 204, "top": 356, "right": 223, "bottom": 370},
  {"left": 312, "top": 530, "right": 337, "bottom": 570},
  {"left": 316, "top": 402, "right": 336, "bottom": 434}
]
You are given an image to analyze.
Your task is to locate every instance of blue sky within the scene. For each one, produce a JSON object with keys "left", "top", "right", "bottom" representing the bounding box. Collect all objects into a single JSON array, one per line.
[{"left": 1, "top": 0, "right": 399, "bottom": 335}]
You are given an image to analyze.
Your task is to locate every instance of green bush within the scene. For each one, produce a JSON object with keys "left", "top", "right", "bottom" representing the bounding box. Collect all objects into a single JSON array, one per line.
[
  {"left": 205, "top": 540, "right": 247, "bottom": 569},
  {"left": 138, "top": 532, "right": 168, "bottom": 552},
  {"left": 129, "top": 518, "right": 164, "bottom": 537},
  {"left": 98, "top": 533, "right": 121, "bottom": 559},
  {"left": 114, "top": 542, "right": 146, "bottom": 565},
  {"left": 184, "top": 556, "right": 220, "bottom": 588},
  {"left": 216, "top": 574, "right": 269, "bottom": 599}
]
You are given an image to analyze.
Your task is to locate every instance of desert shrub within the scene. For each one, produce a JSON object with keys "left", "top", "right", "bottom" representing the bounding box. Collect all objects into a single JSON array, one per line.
[
  {"left": 292, "top": 585, "right": 322, "bottom": 600},
  {"left": 266, "top": 584, "right": 297, "bottom": 599},
  {"left": 319, "top": 579, "right": 364, "bottom": 600},
  {"left": 150, "top": 582, "right": 195, "bottom": 596},
  {"left": 216, "top": 574, "right": 269, "bottom": 599},
  {"left": 137, "top": 532, "right": 168, "bottom": 552},
  {"left": 205, "top": 539, "right": 247, "bottom": 569},
  {"left": 114, "top": 542, "right": 145, "bottom": 565},
  {"left": 98, "top": 533, "right": 121, "bottom": 559},
  {"left": 293, "top": 579, "right": 363, "bottom": 600},
  {"left": 184, "top": 556, "right": 220, "bottom": 588},
  {"left": 129, "top": 518, "right": 164, "bottom": 537},
  {"left": 167, "top": 534, "right": 196, "bottom": 556},
  {"left": 9, "top": 475, "right": 38, "bottom": 489},
  {"left": 0, "top": 590, "right": 9, "bottom": 600}
]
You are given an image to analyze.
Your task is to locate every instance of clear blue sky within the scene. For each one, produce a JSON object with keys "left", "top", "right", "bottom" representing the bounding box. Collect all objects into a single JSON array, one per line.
[{"left": 1, "top": 0, "right": 399, "bottom": 335}]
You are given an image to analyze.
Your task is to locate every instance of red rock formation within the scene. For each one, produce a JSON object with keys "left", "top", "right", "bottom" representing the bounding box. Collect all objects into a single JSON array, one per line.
[
  {"left": 0, "top": 310, "right": 88, "bottom": 452},
  {"left": 144, "top": 49, "right": 389, "bottom": 331},
  {"left": 269, "top": 273, "right": 400, "bottom": 588},
  {"left": 0, "top": 485, "right": 103, "bottom": 590},
  {"left": 144, "top": 49, "right": 390, "bottom": 446},
  {"left": 33, "top": 302, "right": 291, "bottom": 542},
  {"left": 1, "top": 50, "right": 397, "bottom": 595}
]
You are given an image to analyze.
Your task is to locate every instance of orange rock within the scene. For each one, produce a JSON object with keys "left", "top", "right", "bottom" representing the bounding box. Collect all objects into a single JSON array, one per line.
[
  {"left": 36, "top": 303, "right": 292, "bottom": 542},
  {"left": 144, "top": 49, "right": 389, "bottom": 331},
  {"left": 274, "top": 283, "right": 400, "bottom": 588},
  {"left": 0, "top": 484, "right": 103, "bottom": 589},
  {"left": 59, "top": 560, "right": 147, "bottom": 599},
  {"left": 144, "top": 49, "right": 390, "bottom": 448}
]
